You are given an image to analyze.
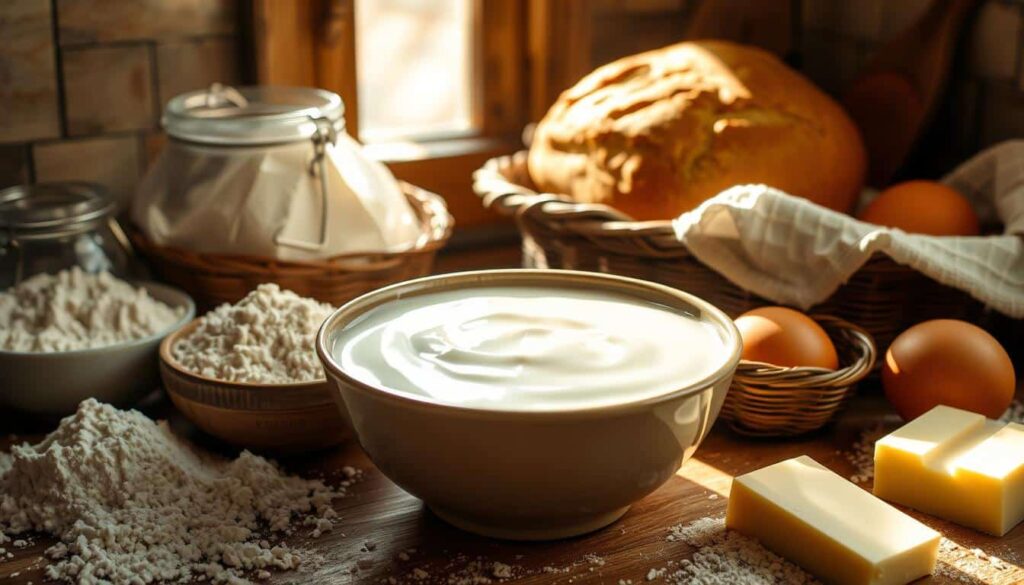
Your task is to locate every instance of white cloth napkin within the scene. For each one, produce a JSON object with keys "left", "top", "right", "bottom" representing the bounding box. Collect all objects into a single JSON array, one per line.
[{"left": 673, "top": 141, "right": 1024, "bottom": 318}]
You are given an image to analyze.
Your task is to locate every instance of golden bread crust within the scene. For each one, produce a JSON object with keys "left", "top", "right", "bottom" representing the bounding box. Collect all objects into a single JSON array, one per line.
[{"left": 528, "top": 40, "right": 866, "bottom": 219}]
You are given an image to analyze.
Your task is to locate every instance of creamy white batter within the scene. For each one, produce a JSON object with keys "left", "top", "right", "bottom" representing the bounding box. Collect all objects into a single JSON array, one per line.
[{"left": 334, "top": 286, "right": 727, "bottom": 411}]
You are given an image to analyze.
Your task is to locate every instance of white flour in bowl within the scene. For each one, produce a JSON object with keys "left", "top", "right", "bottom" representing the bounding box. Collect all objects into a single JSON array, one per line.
[
  {"left": 0, "top": 399, "right": 349, "bottom": 584},
  {"left": 0, "top": 268, "right": 183, "bottom": 352},
  {"left": 173, "top": 284, "right": 335, "bottom": 384}
]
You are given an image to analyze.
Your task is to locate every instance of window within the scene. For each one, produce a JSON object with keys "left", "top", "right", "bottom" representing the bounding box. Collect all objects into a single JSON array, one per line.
[{"left": 355, "top": 0, "right": 474, "bottom": 143}]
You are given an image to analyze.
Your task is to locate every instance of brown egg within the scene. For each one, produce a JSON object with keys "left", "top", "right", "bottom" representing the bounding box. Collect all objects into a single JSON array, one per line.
[
  {"left": 734, "top": 307, "right": 839, "bottom": 369},
  {"left": 858, "top": 180, "right": 980, "bottom": 236},
  {"left": 882, "top": 320, "right": 1015, "bottom": 421}
]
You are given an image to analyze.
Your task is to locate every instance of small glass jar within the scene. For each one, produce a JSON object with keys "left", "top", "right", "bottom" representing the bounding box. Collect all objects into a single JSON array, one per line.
[{"left": 0, "top": 183, "right": 132, "bottom": 289}]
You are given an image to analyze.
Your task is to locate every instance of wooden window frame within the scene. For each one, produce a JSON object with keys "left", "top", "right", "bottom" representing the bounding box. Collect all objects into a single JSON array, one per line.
[{"left": 250, "top": 0, "right": 588, "bottom": 237}]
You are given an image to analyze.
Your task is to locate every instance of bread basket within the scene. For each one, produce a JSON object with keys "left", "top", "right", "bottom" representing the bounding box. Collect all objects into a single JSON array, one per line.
[
  {"left": 473, "top": 152, "right": 985, "bottom": 352},
  {"left": 722, "top": 315, "right": 877, "bottom": 437},
  {"left": 133, "top": 182, "right": 452, "bottom": 310}
]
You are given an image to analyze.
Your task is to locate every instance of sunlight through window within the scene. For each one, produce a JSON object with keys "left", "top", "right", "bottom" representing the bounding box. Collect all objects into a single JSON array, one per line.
[{"left": 356, "top": 0, "right": 475, "bottom": 142}]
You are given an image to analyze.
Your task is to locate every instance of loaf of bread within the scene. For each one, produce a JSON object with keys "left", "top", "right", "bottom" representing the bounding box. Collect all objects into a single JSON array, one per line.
[{"left": 528, "top": 40, "right": 866, "bottom": 220}]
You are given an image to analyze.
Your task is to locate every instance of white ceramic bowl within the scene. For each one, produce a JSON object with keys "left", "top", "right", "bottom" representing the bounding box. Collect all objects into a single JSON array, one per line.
[
  {"left": 317, "top": 269, "right": 742, "bottom": 540},
  {"left": 0, "top": 281, "right": 195, "bottom": 415}
]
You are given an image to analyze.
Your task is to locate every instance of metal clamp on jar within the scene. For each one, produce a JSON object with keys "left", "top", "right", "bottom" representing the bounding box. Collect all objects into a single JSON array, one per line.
[{"left": 0, "top": 183, "right": 133, "bottom": 289}]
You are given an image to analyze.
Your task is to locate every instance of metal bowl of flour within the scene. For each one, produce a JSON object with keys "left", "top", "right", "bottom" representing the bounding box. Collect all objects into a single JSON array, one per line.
[{"left": 0, "top": 281, "right": 195, "bottom": 415}]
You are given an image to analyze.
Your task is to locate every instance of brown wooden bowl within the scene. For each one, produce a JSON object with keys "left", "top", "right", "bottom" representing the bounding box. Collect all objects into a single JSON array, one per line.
[{"left": 159, "top": 319, "right": 352, "bottom": 454}]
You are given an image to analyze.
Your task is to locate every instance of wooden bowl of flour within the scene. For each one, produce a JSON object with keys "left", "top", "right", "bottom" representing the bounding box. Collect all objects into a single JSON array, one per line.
[{"left": 159, "top": 319, "right": 352, "bottom": 453}]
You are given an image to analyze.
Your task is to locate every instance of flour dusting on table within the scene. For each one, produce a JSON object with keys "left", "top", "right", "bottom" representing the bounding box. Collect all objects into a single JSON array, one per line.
[
  {"left": 845, "top": 423, "right": 889, "bottom": 484},
  {"left": 0, "top": 399, "right": 350, "bottom": 584},
  {"left": 936, "top": 537, "right": 1018, "bottom": 583},
  {"left": 657, "top": 517, "right": 818, "bottom": 584},
  {"left": 1000, "top": 399, "right": 1024, "bottom": 424}
]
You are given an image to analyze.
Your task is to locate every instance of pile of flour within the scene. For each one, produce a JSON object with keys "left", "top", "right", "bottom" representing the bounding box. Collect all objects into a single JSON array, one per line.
[
  {"left": 0, "top": 268, "right": 183, "bottom": 352},
  {"left": 0, "top": 399, "right": 348, "bottom": 584},
  {"left": 174, "top": 284, "right": 334, "bottom": 384}
]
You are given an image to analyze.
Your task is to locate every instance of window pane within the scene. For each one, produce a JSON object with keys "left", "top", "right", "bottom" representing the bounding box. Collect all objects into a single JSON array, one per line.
[{"left": 356, "top": 0, "right": 474, "bottom": 142}]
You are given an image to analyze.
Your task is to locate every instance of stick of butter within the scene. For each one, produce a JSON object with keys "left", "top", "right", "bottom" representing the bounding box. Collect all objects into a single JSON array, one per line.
[
  {"left": 727, "top": 455, "right": 940, "bottom": 585},
  {"left": 874, "top": 404, "right": 1024, "bottom": 536}
]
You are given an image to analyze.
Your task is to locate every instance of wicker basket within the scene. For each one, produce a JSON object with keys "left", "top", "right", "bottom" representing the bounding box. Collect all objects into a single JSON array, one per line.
[
  {"left": 721, "top": 315, "right": 877, "bottom": 437},
  {"left": 474, "top": 152, "right": 985, "bottom": 351},
  {"left": 132, "top": 182, "right": 453, "bottom": 310}
]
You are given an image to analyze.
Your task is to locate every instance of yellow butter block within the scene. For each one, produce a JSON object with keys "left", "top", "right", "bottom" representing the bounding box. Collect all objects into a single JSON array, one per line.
[
  {"left": 874, "top": 404, "right": 1024, "bottom": 536},
  {"left": 727, "top": 456, "right": 940, "bottom": 585}
]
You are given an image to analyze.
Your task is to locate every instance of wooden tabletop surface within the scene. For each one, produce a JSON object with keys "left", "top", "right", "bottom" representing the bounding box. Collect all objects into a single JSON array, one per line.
[
  {"left": 1, "top": 245, "right": 1022, "bottom": 584},
  {"left": 2, "top": 390, "right": 1021, "bottom": 584}
]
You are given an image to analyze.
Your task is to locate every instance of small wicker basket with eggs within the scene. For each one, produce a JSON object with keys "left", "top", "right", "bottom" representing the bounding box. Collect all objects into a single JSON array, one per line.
[{"left": 723, "top": 308, "right": 876, "bottom": 436}]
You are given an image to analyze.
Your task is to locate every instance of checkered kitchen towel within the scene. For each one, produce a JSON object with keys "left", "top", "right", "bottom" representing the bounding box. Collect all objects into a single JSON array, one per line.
[{"left": 673, "top": 141, "right": 1024, "bottom": 318}]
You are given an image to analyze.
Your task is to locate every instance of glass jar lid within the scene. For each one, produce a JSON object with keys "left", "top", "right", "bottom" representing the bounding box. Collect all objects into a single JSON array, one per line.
[
  {"left": 0, "top": 183, "right": 115, "bottom": 239},
  {"left": 164, "top": 84, "right": 346, "bottom": 146}
]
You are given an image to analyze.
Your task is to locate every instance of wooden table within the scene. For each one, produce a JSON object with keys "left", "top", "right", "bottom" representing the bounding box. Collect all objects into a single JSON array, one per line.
[
  {"left": 2, "top": 389, "right": 1021, "bottom": 585},
  {"left": 1, "top": 245, "right": 1021, "bottom": 584}
]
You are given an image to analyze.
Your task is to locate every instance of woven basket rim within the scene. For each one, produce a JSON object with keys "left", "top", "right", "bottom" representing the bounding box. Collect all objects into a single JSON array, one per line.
[
  {"left": 132, "top": 181, "right": 453, "bottom": 271},
  {"left": 473, "top": 151, "right": 679, "bottom": 237}
]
